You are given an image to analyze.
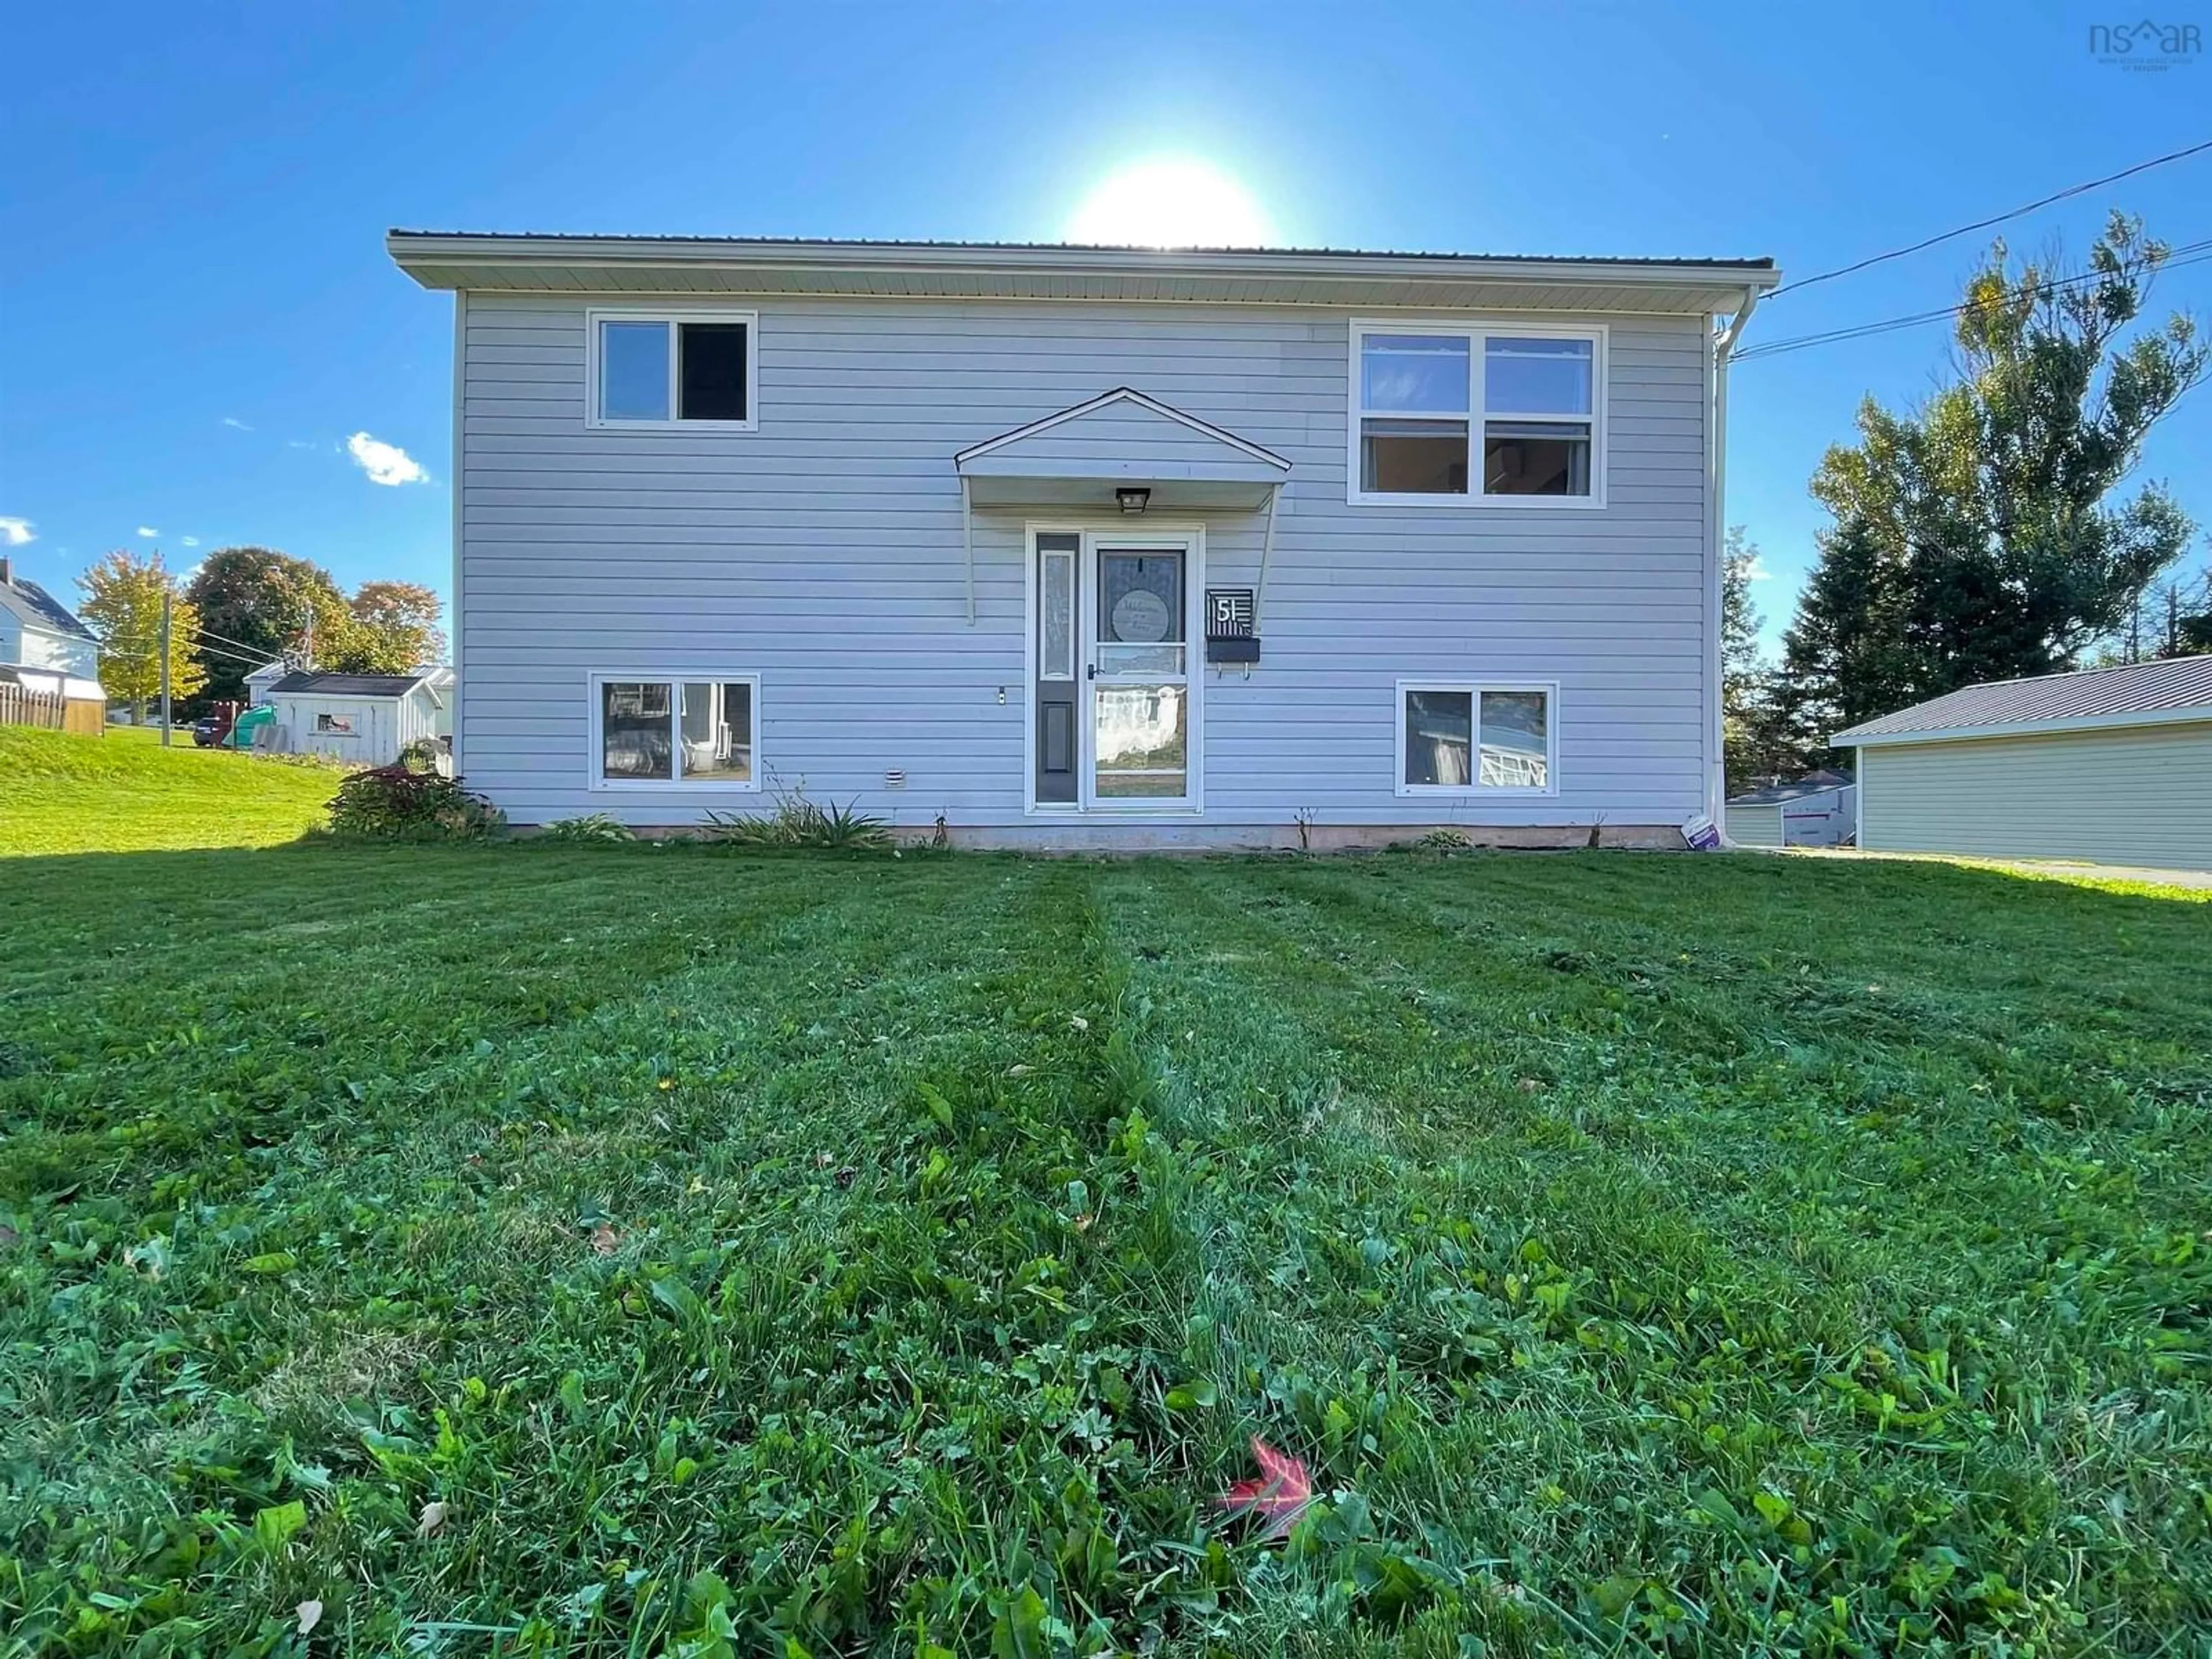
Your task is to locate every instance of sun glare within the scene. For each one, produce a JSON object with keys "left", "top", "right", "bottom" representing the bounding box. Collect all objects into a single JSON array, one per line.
[{"left": 1067, "top": 158, "right": 1276, "bottom": 249}]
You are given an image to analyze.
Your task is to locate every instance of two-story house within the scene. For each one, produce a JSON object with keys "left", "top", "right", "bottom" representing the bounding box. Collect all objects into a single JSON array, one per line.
[
  {"left": 387, "top": 233, "right": 1777, "bottom": 847},
  {"left": 1, "top": 556, "right": 106, "bottom": 734}
]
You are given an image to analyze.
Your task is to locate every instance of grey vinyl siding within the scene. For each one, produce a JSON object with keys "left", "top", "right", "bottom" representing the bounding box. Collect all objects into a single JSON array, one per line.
[
  {"left": 457, "top": 296, "right": 1711, "bottom": 828},
  {"left": 1858, "top": 723, "right": 2212, "bottom": 870}
]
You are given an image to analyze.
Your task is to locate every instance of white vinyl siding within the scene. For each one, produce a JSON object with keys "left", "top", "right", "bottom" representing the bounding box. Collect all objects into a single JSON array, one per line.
[
  {"left": 455, "top": 295, "right": 1709, "bottom": 829},
  {"left": 1858, "top": 722, "right": 2212, "bottom": 870},
  {"left": 272, "top": 690, "right": 444, "bottom": 765}
]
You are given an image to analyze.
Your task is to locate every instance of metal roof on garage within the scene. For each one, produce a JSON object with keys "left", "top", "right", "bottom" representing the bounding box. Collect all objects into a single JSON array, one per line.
[{"left": 1833, "top": 657, "right": 2212, "bottom": 747}]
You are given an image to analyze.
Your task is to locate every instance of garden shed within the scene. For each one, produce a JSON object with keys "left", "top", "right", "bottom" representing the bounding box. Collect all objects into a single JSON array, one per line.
[{"left": 264, "top": 669, "right": 453, "bottom": 766}]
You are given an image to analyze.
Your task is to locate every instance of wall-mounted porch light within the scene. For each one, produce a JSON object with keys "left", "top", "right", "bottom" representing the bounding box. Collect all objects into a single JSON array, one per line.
[{"left": 1115, "top": 486, "right": 1151, "bottom": 516}]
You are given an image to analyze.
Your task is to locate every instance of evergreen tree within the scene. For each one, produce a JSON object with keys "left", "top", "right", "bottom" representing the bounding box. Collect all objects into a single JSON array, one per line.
[{"left": 1782, "top": 213, "right": 2203, "bottom": 730}]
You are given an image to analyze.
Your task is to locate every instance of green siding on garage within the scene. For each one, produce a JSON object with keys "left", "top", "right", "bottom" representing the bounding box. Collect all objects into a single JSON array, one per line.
[
  {"left": 1859, "top": 720, "right": 2212, "bottom": 870},
  {"left": 1724, "top": 804, "right": 1784, "bottom": 847}
]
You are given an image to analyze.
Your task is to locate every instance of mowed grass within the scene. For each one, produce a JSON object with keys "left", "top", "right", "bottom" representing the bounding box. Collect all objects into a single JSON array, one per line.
[
  {"left": 2, "top": 832, "right": 2209, "bottom": 1656},
  {"left": 0, "top": 727, "right": 336, "bottom": 854}
]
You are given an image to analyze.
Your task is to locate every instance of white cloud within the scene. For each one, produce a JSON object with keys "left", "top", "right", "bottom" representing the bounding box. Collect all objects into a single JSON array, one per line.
[
  {"left": 137, "top": 526, "right": 160, "bottom": 538},
  {"left": 1744, "top": 555, "right": 1775, "bottom": 582},
  {"left": 286, "top": 439, "right": 319, "bottom": 450},
  {"left": 181, "top": 536, "right": 200, "bottom": 548},
  {"left": 346, "top": 431, "right": 429, "bottom": 487},
  {"left": 0, "top": 516, "right": 33, "bottom": 546},
  {"left": 221, "top": 416, "right": 253, "bottom": 431}
]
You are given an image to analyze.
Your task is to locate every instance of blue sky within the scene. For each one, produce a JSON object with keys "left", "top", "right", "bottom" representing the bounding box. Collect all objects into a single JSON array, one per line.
[{"left": 3, "top": 2, "right": 2207, "bottom": 651}]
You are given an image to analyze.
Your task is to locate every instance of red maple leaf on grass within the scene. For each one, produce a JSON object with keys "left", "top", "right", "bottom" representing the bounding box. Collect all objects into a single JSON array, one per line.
[{"left": 1214, "top": 1436, "right": 1315, "bottom": 1541}]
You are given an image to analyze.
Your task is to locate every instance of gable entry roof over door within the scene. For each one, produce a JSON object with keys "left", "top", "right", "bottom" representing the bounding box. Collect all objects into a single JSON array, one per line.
[
  {"left": 954, "top": 387, "right": 1291, "bottom": 511},
  {"left": 950, "top": 388, "right": 1292, "bottom": 625}
]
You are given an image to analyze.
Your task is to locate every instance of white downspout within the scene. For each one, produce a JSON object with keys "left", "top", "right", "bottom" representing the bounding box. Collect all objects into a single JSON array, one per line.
[{"left": 1706, "top": 285, "right": 1761, "bottom": 839}]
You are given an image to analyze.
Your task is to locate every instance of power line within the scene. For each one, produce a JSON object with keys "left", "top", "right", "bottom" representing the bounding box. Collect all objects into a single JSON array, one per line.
[
  {"left": 85, "top": 623, "right": 285, "bottom": 669},
  {"left": 191, "top": 622, "right": 278, "bottom": 655},
  {"left": 1768, "top": 137, "right": 2212, "bottom": 300},
  {"left": 1735, "top": 238, "right": 2212, "bottom": 365}
]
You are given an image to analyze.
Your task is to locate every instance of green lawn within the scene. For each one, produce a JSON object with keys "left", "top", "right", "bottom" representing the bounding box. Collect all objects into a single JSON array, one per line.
[
  {"left": 2, "top": 798, "right": 2210, "bottom": 1653},
  {"left": 0, "top": 727, "right": 336, "bottom": 854}
]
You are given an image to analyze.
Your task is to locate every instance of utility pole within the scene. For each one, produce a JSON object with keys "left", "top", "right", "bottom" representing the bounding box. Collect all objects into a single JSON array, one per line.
[{"left": 160, "top": 589, "right": 173, "bottom": 745}]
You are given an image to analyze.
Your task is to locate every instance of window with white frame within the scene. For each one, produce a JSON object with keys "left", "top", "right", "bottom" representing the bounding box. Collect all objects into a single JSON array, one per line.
[
  {"left": 1397, "top": 682, "right": 1556, "bottom": 793},
  {"left": 1352, "top": 325, "right": 1601, "bottom": 502},
  {"left": 591, "top": 675, "right": 758, "bottom": 787},
  {"left": 587, "top": 310, "right": 756, "bottom": 430}
]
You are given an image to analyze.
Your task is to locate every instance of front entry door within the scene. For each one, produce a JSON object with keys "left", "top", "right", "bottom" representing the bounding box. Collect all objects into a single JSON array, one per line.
[
  {"left": 1031, "top": 532, "right": 1196, "bottom": 810},
  {"left": 1089, "top": 546, "right": 1190, "bottom": 804}
]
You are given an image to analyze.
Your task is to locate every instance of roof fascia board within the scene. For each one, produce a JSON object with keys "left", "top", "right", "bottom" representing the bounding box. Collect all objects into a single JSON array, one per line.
[
  {"left": 386, "top": 233, "right": 1782, "bottom": 295},
  {"left": 1834, "top": 703, "right": 2212, "bottom": 747},
  {"left": 955, "top": 387, "right": 1291, "bottom": 469}
]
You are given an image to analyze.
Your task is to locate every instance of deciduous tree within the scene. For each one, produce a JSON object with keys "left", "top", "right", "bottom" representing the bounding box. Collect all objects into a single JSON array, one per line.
[
  {"left": 332, "top": 579, "right": 445, "bottom": 674},
  {"left": 183, "top": 547, "right": 354, "bottom": 707},
  {"left": 77, "top": 550, "right": 205, "bottom": 718}
]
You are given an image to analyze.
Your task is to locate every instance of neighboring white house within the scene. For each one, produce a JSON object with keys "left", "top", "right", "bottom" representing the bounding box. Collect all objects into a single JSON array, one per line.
[
  {"left": 0, "top": 557, "right": 100, "bottom": 677},
  {"left": 244, "top": 660, "right": 289, "bottom": 706},
  {"left": 1832, "top": 657, "right": 2212, "bottom": 870},
  {"left": 263, "top": 669, "right": 454, "bottom": 765},
  {"left": 1, "top": 556, "right": 105, "bottom": 733},
  {"left": 1724, "top": 771, "right": 1857, "bottom": 848},
  {"left": 387, "top": 232, "right": 1781, "bottom": 845}
]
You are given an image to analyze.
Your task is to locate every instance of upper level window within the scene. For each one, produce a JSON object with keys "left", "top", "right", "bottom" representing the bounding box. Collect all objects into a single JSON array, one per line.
[
  {"left": 1351, "top": 324, "right": 1603, "bottom": 505},
  {"left": 587, "top": 310, "right": 756, "bottom": 430}
]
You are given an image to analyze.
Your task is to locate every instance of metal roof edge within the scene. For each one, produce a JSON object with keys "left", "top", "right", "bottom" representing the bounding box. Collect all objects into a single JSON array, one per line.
[
  {"left": 385, "top": 230, "right": 1782, "bottom": 293},
  {"left": 1832, "top": 702, "right": 2212, "bottom": 748}
]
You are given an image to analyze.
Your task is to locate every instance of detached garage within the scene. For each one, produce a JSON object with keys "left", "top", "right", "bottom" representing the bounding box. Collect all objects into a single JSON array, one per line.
[{"left": 1832, "top": 657, "right": 2212, "bottom": 872}]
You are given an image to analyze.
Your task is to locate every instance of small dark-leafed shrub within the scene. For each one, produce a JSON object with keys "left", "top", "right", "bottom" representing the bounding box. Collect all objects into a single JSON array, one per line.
[{"left": 327, "top": 764, "right": 503, "bottom": 840}]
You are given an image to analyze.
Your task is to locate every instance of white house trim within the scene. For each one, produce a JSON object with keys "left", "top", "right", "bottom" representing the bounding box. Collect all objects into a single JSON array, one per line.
[
  {"left": 390, "top": 233, "right": 1782, "bottom": 316},
  {"left": 1346, "top": 319, "right": 1609, "bottom": 509},
  {"left": 585, "top": 670, "right": 764, "bottom": 794},
  {"left": 955, "top": 387, "right": 1293, "bottom": 471},
  {"left": 582, "top": 306, "right": 759, "bottom": 433},
  {"left": 1393, "top": 679, "right": 1563, "bottom": 798},
  {"left": 1021, "top": 520, "right": 1208, "bottom": 821}
]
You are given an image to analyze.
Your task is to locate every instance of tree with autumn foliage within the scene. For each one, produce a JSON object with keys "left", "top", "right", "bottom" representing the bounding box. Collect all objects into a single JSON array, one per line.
[
  {"left": 183, "top": 547, "right": 354, "bottom": 707},
  {"left": 332, "top": 579, "right": 445, "bottom": 673},
  {"left": 77, "top": 549, "right": 206, "bottom": 718}
]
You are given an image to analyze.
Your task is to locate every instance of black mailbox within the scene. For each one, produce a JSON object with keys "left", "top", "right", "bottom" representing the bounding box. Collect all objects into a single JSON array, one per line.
[{"left": 1205, "top": 587, "right": 1259, "bottom": 665}]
